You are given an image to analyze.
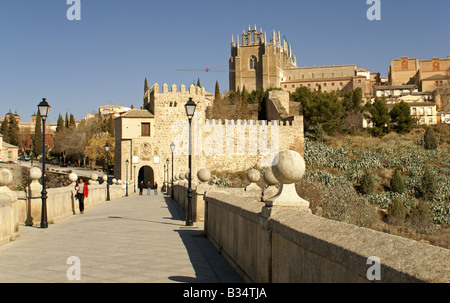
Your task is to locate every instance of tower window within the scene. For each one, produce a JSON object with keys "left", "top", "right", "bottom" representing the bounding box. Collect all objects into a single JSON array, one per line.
[
  {"left": 141, "top": 123, "right": 151, "bottom": 137},
  {"left": 249, "top": 56, "right": 257, "bottom": 70}
]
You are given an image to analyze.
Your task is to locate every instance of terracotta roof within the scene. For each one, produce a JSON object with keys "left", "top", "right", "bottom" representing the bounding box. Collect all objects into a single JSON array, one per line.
[{"left": 120, "top": 109, "right": 154, "bottom": 119}]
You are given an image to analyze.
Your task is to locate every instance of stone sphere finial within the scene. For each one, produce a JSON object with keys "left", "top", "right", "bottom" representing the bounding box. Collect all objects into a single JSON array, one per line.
[
  {"left": 272, "top": 150, "right": 305, "bottom": 184},
  {"left": 112, "top": 178, "right": 117, "bottom": 184},
  {"left": 0, "top": 168, "right": 13, "bottom": 187},
  {"left": 102, "top": 175, "right": 108, "bottom": 182},
  {"left": 68, "top": 173, "right": 78, "bottom": 183},
  {"left": 30, "top": 167, "right": 42, "bottom": 181},
  {"left": 197, "top": 168, "right": 211, "bottom": 183},
  {"left": 263, "top": 167, "right": 279, "bottom": 186},
  {"left": 90, "top": 173, "right": 99, "bottom": 181},
  {"left": 179, "top": 173, "right": 186, "bottom": 180},
  {"left": 247, "top": 169, "right": 261, "bottom": 183}
]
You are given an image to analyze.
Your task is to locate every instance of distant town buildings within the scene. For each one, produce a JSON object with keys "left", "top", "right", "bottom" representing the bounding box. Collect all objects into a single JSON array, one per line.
[{"left": 229, "top": 26, "right": 449, "bottom": 125}]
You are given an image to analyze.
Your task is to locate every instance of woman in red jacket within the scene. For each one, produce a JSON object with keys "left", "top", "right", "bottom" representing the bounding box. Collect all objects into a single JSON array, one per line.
[{"left": 75, "top": 178, "right": 89, "bottom": 214}]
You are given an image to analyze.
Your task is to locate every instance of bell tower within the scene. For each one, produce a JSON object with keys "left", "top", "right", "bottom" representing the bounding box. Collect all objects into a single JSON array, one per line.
[{"left": 229, "top": 25, "right": 297, "bottom": 92}]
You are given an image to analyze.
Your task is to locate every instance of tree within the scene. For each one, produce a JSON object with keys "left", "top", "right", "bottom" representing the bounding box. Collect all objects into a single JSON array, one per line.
[
  {"left": 56, "top": 114, "right": 65, "bottom": 133},
  {"left": 33, "top": 112, "right": 43, "bottom": 157},
  {"left": 1, "top": 116, "right": 10, "bottom": 143},
  {"left": 343, "top": 87, "right": 363, "bottom": 113},
  {"left": 65, "top": 112, "right": 69, "bottom": 129},
  {"left": 390, "top": 169, "right": 405, "bottom": 194},
  {"left": 419, "top": 167, "right": 437, "bottom": 201},
  {"left": 107, "top": 116, "right": 115, "bottom": 137},
  {"left": 364, "top": 97, "right": 390, "bottom": 137},
  {"left": 214, "top": 81, "right": 221, "bottom": 101},
  {"left": 388, "top": 198, "right": 406, "bottom": 225},
  {"left": 343, "top": 88, "right": 364, "bottom": 134},
  {"left": 390, "top": 101, "right": 415, "bottom": 134},
  {"left": 7, "top": 114, "right": 20, "bottom": 146},
  {"left": 238, "top": 86, "right": 250, "bottom": 119},
  {"left": 315, "top": 123, "right": 324, "bottom": 143},
  {"left": 424, "top": 126, "right": 438, "bottom": 150},
  {"left": 69, "top": 114, "right": 76, "bottom": 129},
  {"left": 359, "top": 170, "right": 375, "bottom": 195},
  {"left": 84, "top": 133, "right": 114, "bottom": 169}
]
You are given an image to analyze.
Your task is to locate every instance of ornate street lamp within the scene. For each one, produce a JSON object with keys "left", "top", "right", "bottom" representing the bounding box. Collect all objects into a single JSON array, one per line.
[
  {"left": 104, "top": 142, "right": 110, "bottom": 201},
  {"left": 125, "top": 159, "right": 129, "bottom": 197},
  {"left": 133, "top": 165, "right": 136, "bottom": 193},
  {"left": 170, "top": 142, "right": 175, "bottom": 199},
  {"left": 166, "top": 158, "right": 169, "bottom": 194},
  {"left": 38, "top": 98, "right": 50, "bottom": 229},
  {"left": 184, "top": 98, "right": 196, "bottom": 226}
]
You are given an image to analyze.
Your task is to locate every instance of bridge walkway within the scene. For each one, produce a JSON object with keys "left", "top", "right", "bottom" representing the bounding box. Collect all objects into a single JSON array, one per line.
[{"left": 0, "top": 192, "right": 242, "bottom": 283}]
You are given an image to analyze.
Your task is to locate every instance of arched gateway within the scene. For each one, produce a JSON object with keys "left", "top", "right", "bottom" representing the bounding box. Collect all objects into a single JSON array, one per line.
[{"left": 138, "top": 166, "right": 155, "bottom": 188}]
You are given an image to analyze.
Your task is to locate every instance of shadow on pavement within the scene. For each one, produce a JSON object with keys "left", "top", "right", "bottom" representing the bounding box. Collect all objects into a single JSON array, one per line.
[{"left": 162, "top": 196, "right": 243, "bottom": 283}]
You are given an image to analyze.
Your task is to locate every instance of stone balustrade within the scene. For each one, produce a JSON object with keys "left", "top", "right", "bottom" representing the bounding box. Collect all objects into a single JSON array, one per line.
[
  {"left": 0, "top": 168, "right": 126, "bottom": 245},
  {"left": 173, "top": 150, "right": 450, "bottom": 283}
]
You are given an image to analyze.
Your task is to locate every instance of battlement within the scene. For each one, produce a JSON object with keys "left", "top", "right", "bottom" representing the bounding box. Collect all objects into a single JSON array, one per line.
[
  {"left": 205, "top": 116, "right": 302, "bottom": 127},
  {"left": 150, "top": 83, "right": 206, "bottom": 96}
]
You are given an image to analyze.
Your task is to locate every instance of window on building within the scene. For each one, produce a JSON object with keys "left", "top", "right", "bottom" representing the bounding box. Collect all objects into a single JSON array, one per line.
[
  {"left": 428, "top": 108, "right": 432, "bottom": 115},
  {"left": 141, "top": 123, "right": 151, "bottom": 137},
  {"left": 412, "top": 108, "right": 417, "bottom": 115},
  {"left": 249, "top": 56, "right": 257, "bottom": 70},
  {"left": 419, "top": 108, "right": 424, "bottom": 115}
]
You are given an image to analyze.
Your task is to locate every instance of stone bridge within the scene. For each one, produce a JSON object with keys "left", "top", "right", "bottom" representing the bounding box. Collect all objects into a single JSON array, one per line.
[{"left": 0, "top": 150, "right": 449, "bottom": 283}]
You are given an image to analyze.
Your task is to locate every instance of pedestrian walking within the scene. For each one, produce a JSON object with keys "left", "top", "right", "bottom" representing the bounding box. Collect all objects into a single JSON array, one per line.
[
  {"left": 147, "top": 181, "right": 151, "bottom": 195},
  {"left": 154, "top": 182, "right": 158, "bottom": 195},
  {"left": 75, "top": 178, "right": 89, "bottom": 214},
  {"left": 139, "top": 181, "right": 144, "bottom": 195}
]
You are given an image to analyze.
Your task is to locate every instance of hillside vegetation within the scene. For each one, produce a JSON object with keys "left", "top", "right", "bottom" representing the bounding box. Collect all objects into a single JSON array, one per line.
[{"left": 298, "top": 124, "right": 449, "bottom": 249}]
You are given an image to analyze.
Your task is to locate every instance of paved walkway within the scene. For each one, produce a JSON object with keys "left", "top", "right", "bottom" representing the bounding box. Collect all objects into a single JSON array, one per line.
[{"left": 0, "top": 193, "right": 242, "bottom": 283}]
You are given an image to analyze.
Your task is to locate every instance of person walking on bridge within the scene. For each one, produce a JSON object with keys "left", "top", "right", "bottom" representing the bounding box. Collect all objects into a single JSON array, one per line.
[
  {"left": 75, "top": 178, "right": 89, "bottom": 214},
  {"left": 147, "top": 181, "right": 151, "bottom": 195},
  {"left": 139, "top": 181, "right": 144, "bottom": 195}
]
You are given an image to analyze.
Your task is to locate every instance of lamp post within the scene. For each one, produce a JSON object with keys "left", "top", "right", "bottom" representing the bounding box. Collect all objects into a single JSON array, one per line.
[
  {"left": 170, "top": 142, "right": 175, "bottom": 199},
  {"left": 125, "top": 159, "right": 129, "bottom": 197},
  {"left": 104, "top": 142, "right": 110, "bottom": 201},
  {"left": 38, "top": 98, "right": 50, "bottom": 229},
  {"left": 163, "top": 164, "right": 166, "bottom": 193},
  {"left": 166, "top": 158, "right": 169, "bottom": 194},
  {"left": 133, "top": 165, "right": 136, "bottom": 193},
  {"left": 185, "top": 97, "right": 196, "bottom": 226}
]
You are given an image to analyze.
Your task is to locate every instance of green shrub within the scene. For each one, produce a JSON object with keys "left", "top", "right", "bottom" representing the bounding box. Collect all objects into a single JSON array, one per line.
[
  {"left": 407, "top": 200, "right": 432, "bottom": 233},
  {"left": 390, "top": 169, "right": 405, "bottom": 194},
  {"left": 424, "top": 126, "right": 438, "bottom": 150},
  {"left": 359, "top": 170, "right": 375, "bottom": 195},
  {"left": 387, "top": 198, "right": 406, "bottom": 225},
  {"left": 419, "top": 167, "right": 437, "bottom": 201}
]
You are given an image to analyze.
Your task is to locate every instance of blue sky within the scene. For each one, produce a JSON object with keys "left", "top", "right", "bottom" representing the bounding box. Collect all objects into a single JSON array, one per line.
[{"left": 0, "top": 0, "right": 449, "bottom": 123}]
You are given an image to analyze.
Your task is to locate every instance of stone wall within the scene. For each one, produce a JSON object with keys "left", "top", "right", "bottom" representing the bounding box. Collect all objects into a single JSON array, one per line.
[
  {"left": 204, "top": 192, "right": 450, "bottom": 282},
  {"left": 178, "top": 150, "right": 449, "bottom": 283},
  {"left": 116, "top": 82, "right": 305, "bottom": 186}
]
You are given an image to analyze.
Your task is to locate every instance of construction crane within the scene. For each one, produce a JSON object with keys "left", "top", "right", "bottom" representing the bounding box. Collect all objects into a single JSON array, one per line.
[{"left": 175, "top": 66, "right": 235, "bottom": 73}]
